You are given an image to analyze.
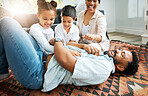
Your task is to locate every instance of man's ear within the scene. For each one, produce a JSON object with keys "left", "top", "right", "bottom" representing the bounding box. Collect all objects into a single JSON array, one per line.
[{"left": 116, "top": 64, "right": 125, "bottom": 72}]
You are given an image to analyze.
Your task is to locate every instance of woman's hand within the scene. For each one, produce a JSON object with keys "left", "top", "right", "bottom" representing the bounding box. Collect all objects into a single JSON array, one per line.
[
  {"left": 83, "top": 44, "right": 100, "bottom": 56},
  {"left": 82, "top": 34, "right": 96, "bottom": 41},
  {"left": 82, "top": 34, "right": 102, "bottom": 42},
  {"left": 67, "top": 49, "right": 81, "bottom": 57}
]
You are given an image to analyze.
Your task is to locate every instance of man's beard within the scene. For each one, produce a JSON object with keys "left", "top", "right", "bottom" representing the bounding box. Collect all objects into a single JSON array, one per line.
[
  {"left": 113, "top": 57, "right": 118, "bottom": 64},
  {"left": 104, "top": 50, "right": 117, "bottom": 57},
  {"left": 104, "top": 50, "right": 118, "bottom": 64}
]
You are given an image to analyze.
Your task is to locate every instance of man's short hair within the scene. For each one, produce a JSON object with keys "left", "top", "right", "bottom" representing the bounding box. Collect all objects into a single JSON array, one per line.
[
  {"left": 120, "top": 51, "right": 139, "bottom": 75},
  {"left": 61, "top": 5, "right": 76, "bottom": 20}
]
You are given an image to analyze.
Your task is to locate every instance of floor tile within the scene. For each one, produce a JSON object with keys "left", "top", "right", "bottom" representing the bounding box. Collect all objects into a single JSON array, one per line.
[{"left": 108, "top": 32, "right": 142, "bottom": 45}]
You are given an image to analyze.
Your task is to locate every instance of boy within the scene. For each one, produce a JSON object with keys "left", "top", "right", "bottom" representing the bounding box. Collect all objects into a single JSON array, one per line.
[{"left": 55, "top": 5, "right": 80, "bottom": 45}]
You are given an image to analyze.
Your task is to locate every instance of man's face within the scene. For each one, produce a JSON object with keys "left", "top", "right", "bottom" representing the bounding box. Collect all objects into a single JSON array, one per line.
[{"left": 108, "top": 49, "right": 133, "bottom": 68}]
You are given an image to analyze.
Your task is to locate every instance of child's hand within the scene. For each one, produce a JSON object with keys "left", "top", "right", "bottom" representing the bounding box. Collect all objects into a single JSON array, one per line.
[
  {"left": 68, "top": 49, "right": 81, "bottom": 57},
  {"left": 69, "top": 40, "right": 76, "bottom": 42},
  {"left": 49, "top": 38, "right": 56, "bottom": 45}
]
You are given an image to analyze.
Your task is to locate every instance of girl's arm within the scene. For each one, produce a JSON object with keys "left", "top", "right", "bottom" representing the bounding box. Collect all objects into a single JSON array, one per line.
[
  {"left": 29, "top": 25, "right": 54, "bottom": 53},
  {"left": 49, "top": 38, "right": 56, "bottom": 45}
]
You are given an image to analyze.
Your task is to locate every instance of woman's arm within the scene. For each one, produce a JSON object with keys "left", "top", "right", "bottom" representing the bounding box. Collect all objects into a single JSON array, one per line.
[
  {"left": 96, "top": 16, "right": 107, "bottom": 42},
  {"left": 29, "top": 25, "right": 54, "bottom": 53}
]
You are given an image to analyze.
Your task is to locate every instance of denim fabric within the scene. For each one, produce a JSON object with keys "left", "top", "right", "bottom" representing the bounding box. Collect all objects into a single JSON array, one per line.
[
  {"left": 0, "top": 36, "right": 9, "bottom": 74},
  {"left": 0, "top": 17, "right": 44, "bottom": 89}
]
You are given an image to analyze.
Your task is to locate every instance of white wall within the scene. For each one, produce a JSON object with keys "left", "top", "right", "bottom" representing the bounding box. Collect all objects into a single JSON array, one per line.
[
  {"left": 100, "top": 0, "right": 145, "bottom": 35},
  {"left": 115, "top": 0, "right": 145, "bottom": 35},
  {"left": 97, "top": 0, "right": 116, "bottom": 32},
  {"left": 63, "top": 0, "right": 81, "bottom": 6}
]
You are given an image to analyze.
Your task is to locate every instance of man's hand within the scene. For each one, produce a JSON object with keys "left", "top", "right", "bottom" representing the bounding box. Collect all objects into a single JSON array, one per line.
[
  {"left": 67, "top": 49, "right": 81, "bottom": 57},
  {"left": 83, "top": 44, "right": 100, "bottom": 56}
]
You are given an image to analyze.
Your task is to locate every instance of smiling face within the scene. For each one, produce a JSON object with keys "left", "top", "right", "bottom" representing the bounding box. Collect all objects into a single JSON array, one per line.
[
  {"left": 108, "top": 49, "right": 133, "bottom": 72},
  {"left": 37, "top": 10, "right": 56, "bottom": 29},
  {"left": 85, "top": 0, "right": 99, "bottom": 13},
  {"left": 62, "top": 16, "right": 74, "bottom": 32}
]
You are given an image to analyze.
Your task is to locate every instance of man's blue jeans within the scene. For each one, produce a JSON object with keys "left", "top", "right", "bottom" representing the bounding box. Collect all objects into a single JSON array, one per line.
[{"left": 0, "top": 17, "right": 44, "bottom": 89}]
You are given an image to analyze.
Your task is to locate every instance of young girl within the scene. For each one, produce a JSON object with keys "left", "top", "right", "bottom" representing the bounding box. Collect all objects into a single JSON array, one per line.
[
  {"left": 55, "top": 5, "right": 79, "bottom": 45},
  {"left": 29, "top": 0, "right": 57, "bottom": 54}
]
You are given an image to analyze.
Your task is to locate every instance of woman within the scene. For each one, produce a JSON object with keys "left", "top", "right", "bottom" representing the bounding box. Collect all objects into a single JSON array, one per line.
[{"left": 76, "top": 0, "right": 110, "bottom": 53}]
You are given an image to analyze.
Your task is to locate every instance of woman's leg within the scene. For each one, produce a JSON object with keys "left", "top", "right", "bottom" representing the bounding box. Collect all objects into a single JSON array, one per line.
[{"left": 0, "top": 17, "right": 44, "bottom": 89}]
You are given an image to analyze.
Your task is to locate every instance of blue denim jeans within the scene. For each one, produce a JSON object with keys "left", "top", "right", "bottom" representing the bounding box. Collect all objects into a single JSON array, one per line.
[{"left": 0, "top": 17, "right": 44, "bottom": 89}]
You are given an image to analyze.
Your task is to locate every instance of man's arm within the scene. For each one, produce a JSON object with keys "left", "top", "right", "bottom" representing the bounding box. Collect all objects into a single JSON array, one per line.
[{"left": 54, "top": 42, "right": 77, "bottom": 73}]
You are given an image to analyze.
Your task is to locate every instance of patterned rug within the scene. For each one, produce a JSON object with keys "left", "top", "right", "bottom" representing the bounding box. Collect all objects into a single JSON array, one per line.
[{"left": 0, "top": 40, "right": 148, "bottom": 96}]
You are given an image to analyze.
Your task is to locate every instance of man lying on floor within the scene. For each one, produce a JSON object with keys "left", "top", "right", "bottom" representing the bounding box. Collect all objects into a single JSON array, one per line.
[
  {"left": 0, "top": 17, "right": 139, "bottom": 92},
  {"left": 41, "top": 38, "right": 139, "bottom": 92}
]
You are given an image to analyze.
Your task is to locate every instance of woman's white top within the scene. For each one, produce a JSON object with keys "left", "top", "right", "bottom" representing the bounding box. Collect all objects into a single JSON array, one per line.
[
  {"left": 82, "top": 24, "right": 89, "bottom": 36},
  {"left": 77, "top": 10, "right": 110, "bottom": 51}
]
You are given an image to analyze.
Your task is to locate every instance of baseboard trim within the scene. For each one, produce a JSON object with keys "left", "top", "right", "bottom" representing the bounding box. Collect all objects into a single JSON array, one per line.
[
  {"left": 107, "top": 27, "right": 144, "bottom": 35},
  {"left": 115, "top": 26, "right": 144, "bottom": 35}
]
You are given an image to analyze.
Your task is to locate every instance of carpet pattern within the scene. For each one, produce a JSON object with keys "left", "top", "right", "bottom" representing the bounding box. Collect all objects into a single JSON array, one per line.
[{"left": 0, "top": 40, "right": 148, "bottom": 96}]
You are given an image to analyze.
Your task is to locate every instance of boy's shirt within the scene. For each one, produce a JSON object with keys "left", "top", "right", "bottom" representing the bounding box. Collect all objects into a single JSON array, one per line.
[{"left": 55, "top": 23, "right": 80, "bottom": 44}]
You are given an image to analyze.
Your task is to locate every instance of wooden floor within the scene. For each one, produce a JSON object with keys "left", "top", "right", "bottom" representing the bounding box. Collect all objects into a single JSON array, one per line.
[{"left": 108, "top": 32, "right": 142, "bottom": 45}]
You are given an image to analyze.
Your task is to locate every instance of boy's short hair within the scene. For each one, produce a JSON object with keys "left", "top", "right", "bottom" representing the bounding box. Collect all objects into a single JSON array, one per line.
[{"left": 61, "top": 5, "right": 76, "bottom": 20}]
